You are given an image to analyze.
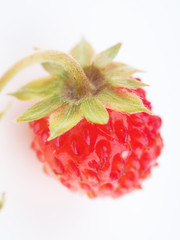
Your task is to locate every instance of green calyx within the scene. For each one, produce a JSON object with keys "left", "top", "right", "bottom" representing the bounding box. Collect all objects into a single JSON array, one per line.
[{"left": 0, "top": 38, "right": 151, "bottom": 140}]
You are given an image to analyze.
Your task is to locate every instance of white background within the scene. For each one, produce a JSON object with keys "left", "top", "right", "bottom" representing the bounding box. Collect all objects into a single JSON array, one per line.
[{"left": 0, "top": 0, "right": 180, "bottom": 240}]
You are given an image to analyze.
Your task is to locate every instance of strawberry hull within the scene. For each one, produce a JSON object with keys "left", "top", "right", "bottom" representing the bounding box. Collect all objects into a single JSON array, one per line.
[{"left": 30, "top": 88, "right": 163, "bottom": 198}]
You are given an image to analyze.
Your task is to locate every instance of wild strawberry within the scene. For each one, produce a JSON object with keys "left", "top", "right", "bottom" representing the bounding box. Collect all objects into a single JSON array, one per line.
[{"left": 0, "top": 39, "right": 163, "bottom": 198}]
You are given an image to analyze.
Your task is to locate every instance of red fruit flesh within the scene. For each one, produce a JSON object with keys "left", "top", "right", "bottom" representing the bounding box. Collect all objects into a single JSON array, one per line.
[{"left": 30, "top": 88, "right": 163, "bottom": 198}]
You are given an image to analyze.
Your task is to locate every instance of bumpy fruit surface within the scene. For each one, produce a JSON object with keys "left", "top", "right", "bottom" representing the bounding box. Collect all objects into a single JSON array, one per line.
[{"left": 31, "top": 87, "right": 163, "bottom": 198}]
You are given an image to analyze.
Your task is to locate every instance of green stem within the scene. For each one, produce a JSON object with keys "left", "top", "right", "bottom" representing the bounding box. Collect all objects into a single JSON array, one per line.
[
  {"left": 0, "top": 50, "right": 93, "bottom": 96},
  {"left": 0, "top": 192, "right": 5, "bottom": 210},
  {"left": 0, "top": 103, "right": 12, "bottom": 120}
]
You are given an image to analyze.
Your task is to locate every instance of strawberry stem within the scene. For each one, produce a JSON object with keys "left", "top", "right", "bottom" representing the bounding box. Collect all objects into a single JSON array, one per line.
[{"left": 0, "top": 50, "right": 94, "bottom": 98}]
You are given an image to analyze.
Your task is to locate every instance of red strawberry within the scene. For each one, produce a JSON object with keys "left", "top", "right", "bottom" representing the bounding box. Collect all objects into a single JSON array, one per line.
[{"left": 0, "top": 39, "right": 163, "bottom": 198}]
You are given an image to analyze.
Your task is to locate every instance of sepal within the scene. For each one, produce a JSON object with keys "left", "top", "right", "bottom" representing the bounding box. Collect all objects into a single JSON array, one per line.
[
  {"left": 17, "top": 95, "right": 63, "bottom": 122},
  {"left": 97, "top": 89, "right": 151, "bottom": 114},
  {"left": 102, "top": 62, "right": 141, "bottom": 77},
  {"left": 70, "top": 38, "right": 95, "bottom": 68},
  {"left": 81, "top": 98, "right": 109, "bottom": 124},
  {"left": 93, "top": 43, "right": 121, "bottom": 68},
  {"left": 42, "top": 62, "right": 67, "bottom": 78},
  {"left": 106, "top": 76, "right": 148, "bottom": 89},
  {"left": 9, "top": 76, "right": 62, "bottom": 101},
  {"left": 48, "top": 103, "right": 82, "bottom": 140}
]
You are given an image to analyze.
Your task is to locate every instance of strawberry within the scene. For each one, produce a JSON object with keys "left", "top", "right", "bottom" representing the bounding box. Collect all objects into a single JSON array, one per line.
[{"left": 0, "top": 39, "right": 163, "bottom": 198}]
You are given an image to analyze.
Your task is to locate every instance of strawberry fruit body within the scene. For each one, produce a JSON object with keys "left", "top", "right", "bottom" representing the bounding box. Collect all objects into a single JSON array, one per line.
[
  {"left": 30, "top": 87, "right": 163, "bottom": 198},
  {"left": 0, "top": 39, "right": 163, "bottom": 198}
]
